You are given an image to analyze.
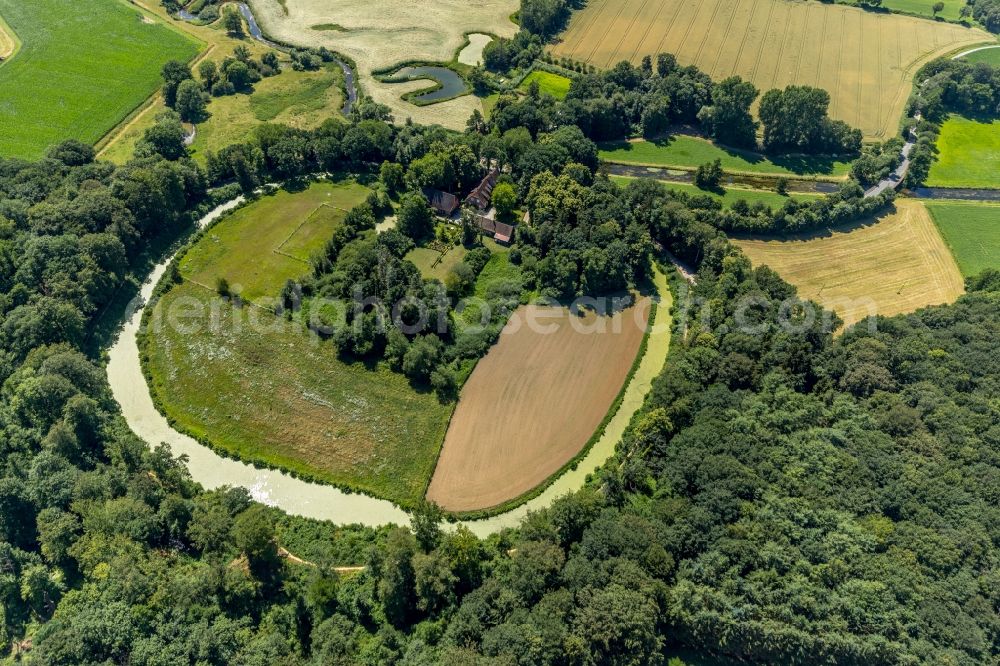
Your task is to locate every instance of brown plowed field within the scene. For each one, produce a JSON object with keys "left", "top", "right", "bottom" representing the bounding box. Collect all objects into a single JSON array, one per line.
[{"left": 426, "top": 297, "right": 651, "bottom": 512}]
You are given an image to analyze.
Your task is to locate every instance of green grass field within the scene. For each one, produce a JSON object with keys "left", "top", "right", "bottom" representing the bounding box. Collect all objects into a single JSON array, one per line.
[
  {"left": 610, "top": 176, "right": 822, "bottom": 208},
  {"left": 0, "top": 0, "right": 200, "bottom": 159},
  {"left": 872, "top": 0, "right": 967, "bottom": 20},
  {"left": 961, "top": 46, "right": 1000, "bottom": 66},
  {"left": 599, "top": 136, "right": 853, "bottom": 180},
  {"left": 519, "top": 70, "right": 572, "bottom": 99},
  {"left": 406, "top": 245, "right": 468, "bottom": 282},
  {"left": 927, "top": 116, "right": 1000, "bottom": 189},
  {"left": 145, "top": 281, "right": 453, "bottom": 506},
  {"left": 926, "top": 200, "right": 1000, "bottom": 277},
  {"left": 180, "top": 180, "right": 369, "bottom": 304},
  {"left": 101, "top": 60, "right": 344, "bottom": 164}
]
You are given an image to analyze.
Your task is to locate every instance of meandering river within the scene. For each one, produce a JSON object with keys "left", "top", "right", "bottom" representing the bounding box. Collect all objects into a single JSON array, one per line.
[{"left": 106, "top": 196, "right": 673, "bottom": 537}]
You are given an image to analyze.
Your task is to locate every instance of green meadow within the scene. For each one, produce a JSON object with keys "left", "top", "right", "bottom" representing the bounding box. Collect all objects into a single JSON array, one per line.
[
  {"left": 144, "top": 281, "right": 453, "bottom": 507},
  {"left": 179, "top": 180, "right": 370, "bottom": 304},
  {"left": 0, "top": 0, "right": 200, "bottom": 159},
  {"left": 610, "top": 176, "right": 822, "bottom": 209},
  {"left": 875, "top": 0, "right": 967, "bottom": 20},
  {"left": 927, "top": 116, "right": 1000, "bottom": 189},
  {"left": 926, "top": 201, "right": 1000, "bottom": 277},
  {"left": 961, "top": 46, "right": 1000, "bottom": 66},
  {"left": 599, "top": 135, "right": 853, "bottom": 179},
  {"left": 519, "top": 70, "right": 573, "bottom": 99}
]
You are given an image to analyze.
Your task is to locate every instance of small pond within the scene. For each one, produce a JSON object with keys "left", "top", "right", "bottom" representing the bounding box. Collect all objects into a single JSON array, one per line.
[{"left": 384, "top": 66, "right": 468, "bottom": 104}]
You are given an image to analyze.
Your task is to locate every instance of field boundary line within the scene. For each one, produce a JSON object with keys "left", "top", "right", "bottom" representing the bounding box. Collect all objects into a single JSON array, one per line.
[{"left": 274, "top": 202, "right": 350, "bottom": 255}]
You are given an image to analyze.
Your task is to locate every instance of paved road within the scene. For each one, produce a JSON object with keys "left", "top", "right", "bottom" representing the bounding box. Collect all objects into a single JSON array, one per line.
[{"left": 865, "top": 134, "right": 915, "bottom": 198}]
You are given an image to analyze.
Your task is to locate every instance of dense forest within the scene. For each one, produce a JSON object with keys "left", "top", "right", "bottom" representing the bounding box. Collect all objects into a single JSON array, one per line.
[
  {"left": 2, "top": 2, "right": 1000, "bottom": 661},
  {"left": 2, "top": 106, "right": 1000, "bottom": 662}
]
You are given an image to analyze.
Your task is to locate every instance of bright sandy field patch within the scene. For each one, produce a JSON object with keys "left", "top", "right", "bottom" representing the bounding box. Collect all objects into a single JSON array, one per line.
[
  {"left": 0, "top": 12, "right": 16, "bottom": 60},
  {"left": 550, "top": 0, "right": 990, "bottom": 138},
  {"left": 734, "top": 200, "right": 965, "bottom": 329},
  {"left": 458, "top": 33, "right": 494, "bottom": 66},
  {"left": 247, "top": 0, "right": 518, "bottom": 128},
  {"left": 427, "top": 297, "right": 651, "bottom": 512}
]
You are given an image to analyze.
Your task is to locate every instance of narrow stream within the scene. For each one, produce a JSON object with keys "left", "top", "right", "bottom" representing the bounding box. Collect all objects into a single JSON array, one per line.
[{"left": 238, "top": 2, "right": 357, "bottom": 115}]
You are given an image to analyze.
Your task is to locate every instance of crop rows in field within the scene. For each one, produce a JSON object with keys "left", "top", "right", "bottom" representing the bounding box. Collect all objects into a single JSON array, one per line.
[{"left": 551, "top": 0, "right": 990, "bottom": 138}]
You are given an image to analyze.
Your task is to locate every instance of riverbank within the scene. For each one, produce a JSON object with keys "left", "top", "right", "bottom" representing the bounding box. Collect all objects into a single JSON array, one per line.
[{"left": 107, "top": 195, "right": 674, "bottom": 537}]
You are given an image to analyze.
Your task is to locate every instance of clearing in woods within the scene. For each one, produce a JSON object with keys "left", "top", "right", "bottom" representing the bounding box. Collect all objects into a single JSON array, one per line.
[
  {"left": 519, "top": 70, "right": 573, "bottom": 99},
  {"left": 178, "top": 179, "right": 370, "bottom": 305},
  {"left": 734, "top": 200, "right": 965, "bottom": 329},
  {"left": 426, "top": 297, "right": 652, "bottom": 512},
  {"left": 926, "top": 200, "right": 1000, "bottom": 277},
  {"left": 550, "top": 0, "right": 990, "bottom": 139},
  {"left": 247, "top": 0, "right": 519, "bottom": 129},
  {"left": 0, "top": 0, "right": 200, "bottom": 159}
]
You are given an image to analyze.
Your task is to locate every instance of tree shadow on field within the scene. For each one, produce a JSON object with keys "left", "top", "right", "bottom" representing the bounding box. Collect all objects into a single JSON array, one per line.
[
  {"left": 728, "top": 203, "right": 900, "bottom": 243},
  {"left": 603, "top": 132, "right": 847, "bottom": 176}
]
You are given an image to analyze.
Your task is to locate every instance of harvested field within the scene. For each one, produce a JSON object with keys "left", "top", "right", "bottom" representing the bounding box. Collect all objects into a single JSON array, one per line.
[
  {"left": 247, "top": 0, "right": 518, "bottom": 129},
  {"left": 458, "top": 33, "right": 493, "bottom": 66},
  {"left": 734, "top": 200, "right": 965, "bottom": 329},
  {"left": 427, "top": 296, "right": 652, "bottom": 512},
  {"left": 550, "top": 0, "right": 990, "bottom": 138}
]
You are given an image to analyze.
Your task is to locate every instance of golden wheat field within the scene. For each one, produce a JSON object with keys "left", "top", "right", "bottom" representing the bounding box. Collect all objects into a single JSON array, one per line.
[
  {"left": 734, "top": 200, "right": 965, "bottom": 329},
  {"left": 247, "top": 0, "right": 518, "bottom": 128},
  {"left": 551, "top": 0, "right": 990, "bottom": 138}
]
